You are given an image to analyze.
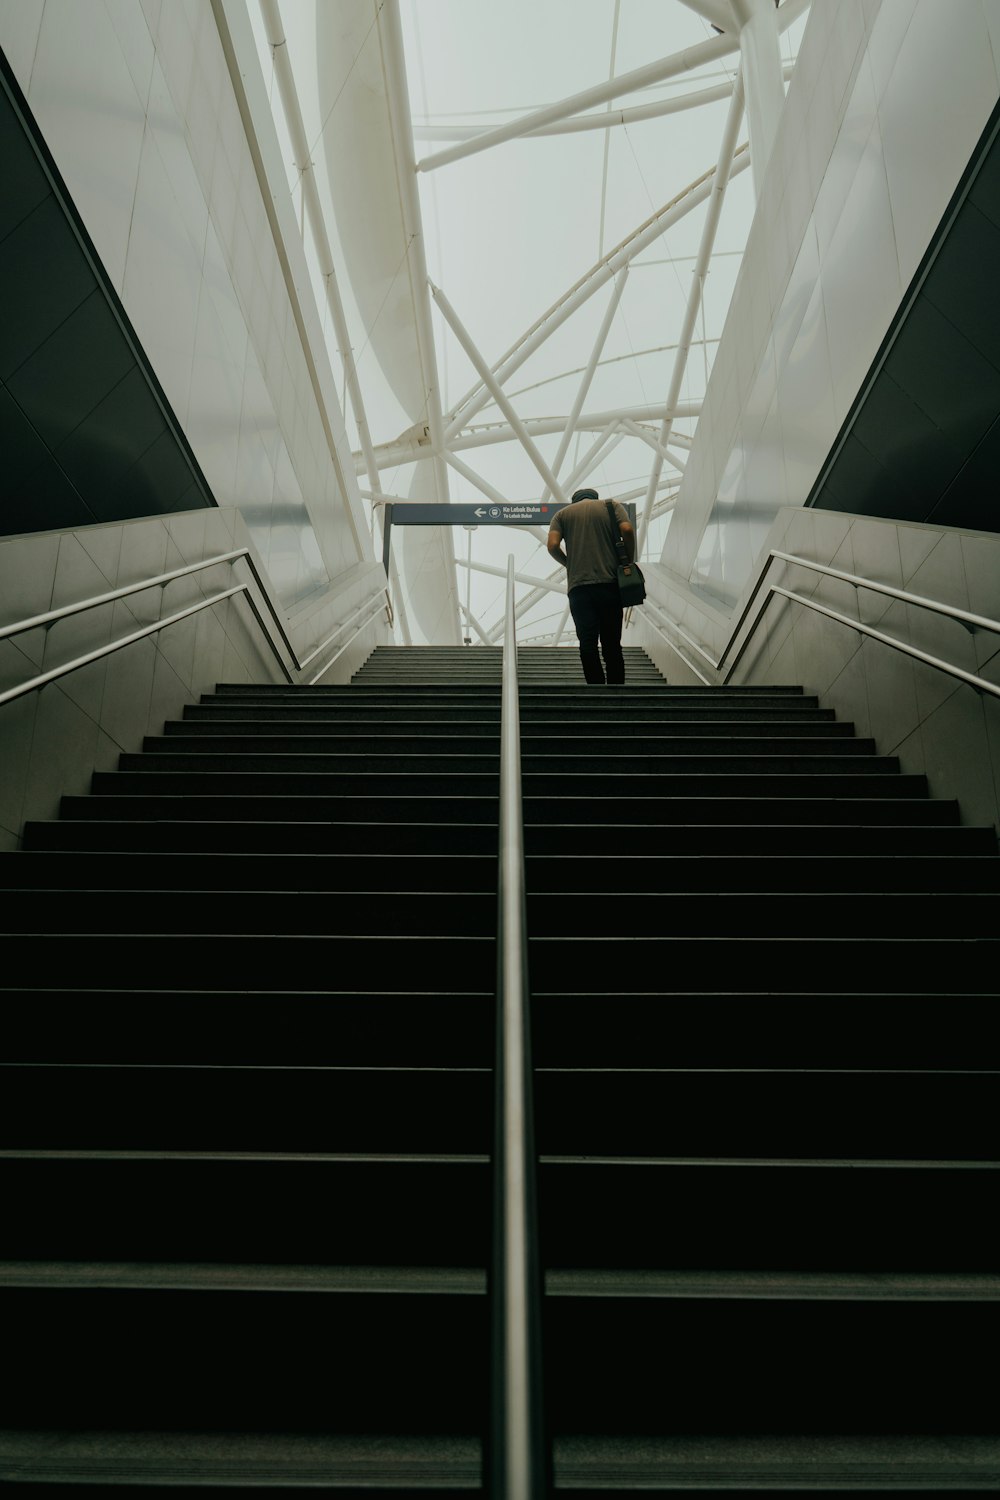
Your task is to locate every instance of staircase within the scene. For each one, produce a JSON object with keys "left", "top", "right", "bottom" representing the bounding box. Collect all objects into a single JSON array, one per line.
[{"left": 2, "top": 643, "right": 998, "bottom": 1492}]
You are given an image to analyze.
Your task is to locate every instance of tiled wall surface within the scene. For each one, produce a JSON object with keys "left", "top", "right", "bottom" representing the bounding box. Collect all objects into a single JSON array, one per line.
[
  {"left": 1, "top": 50, "right": 217, "bottom": 536},
  {"left": 0, "top": 0, "right": 371, "bottom": 609},
  {"left": 637, "top": 507, "right": 1000, "bottom": 836},
  {"left": 663, "top": 0, "right": 1000, "bottom": 606},
  {"left": 811, "top": 104, "right": 1000, "bottom": 532},
  {"left": 0, "top": 507, "right": 390, "bottom": 851}
]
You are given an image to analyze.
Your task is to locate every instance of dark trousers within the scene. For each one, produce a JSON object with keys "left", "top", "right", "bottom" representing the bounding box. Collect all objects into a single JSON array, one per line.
[{"left": 568, "top": 581, "right": 624, "bottom": 684}]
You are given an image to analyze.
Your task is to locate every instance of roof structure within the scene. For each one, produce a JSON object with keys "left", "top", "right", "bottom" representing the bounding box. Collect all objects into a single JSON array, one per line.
[{"left": 250, "top": 0, "right": 811, "bottom": 643}]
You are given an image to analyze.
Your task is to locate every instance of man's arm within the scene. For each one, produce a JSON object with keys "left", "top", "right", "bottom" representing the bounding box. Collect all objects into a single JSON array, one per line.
[
  {"left": 619, "top": 521, "right": 636, "bottom": 563},
  {"left": 547, "top": 528, "right": 568, "bottom": 568}
]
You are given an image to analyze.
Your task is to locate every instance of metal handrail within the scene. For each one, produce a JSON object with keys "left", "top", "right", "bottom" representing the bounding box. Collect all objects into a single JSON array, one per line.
[
  {"left": 0, "top": 548, "right": 298, "bottom": 663},
  {"left": 766, "top": 551, "right": 1000, "bottom": 636},
  {"left": 308, "top": 595, "right": 392, "bottom": 684},
  {"left": 642, "top": 547, "right": 1000, "bottom": 698},
  {"left": 491, "top": 554, "right": 546, "bottom": 1500},
  {"left": 0, "top": 583, "right": 291, "bottom": 708},
  {"left": 719, "top": 548, "right": 1000, "bottom": 672},
  {"left": 0, "top": 545, "right": 393, "bottom": 704},
  {"left": 300, "top": 592, "right": 393, "bottom": 673},
  {"left": 641, "top": 599, "right": 713, "bottom": 684},
  {"left": 718, "top": 548, "right": 1000, "bottom": 693},
  {"left": 726, "top": 585, "right": 1000, "bottom": 698}
]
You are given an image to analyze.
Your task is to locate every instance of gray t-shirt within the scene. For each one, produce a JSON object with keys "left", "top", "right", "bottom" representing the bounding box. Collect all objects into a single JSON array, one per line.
[{"left": 549, "top": 499, "right": 630, "bottom": 591}]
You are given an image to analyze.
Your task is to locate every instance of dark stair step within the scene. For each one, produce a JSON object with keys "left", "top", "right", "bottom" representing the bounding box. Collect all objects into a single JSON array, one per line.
[
  {"left": 145, "top": 734, "right": 877, "bottom": 757},
  {"left": 0, "top": 1154, "right": 490, "bottom": 1266},
  {"left": 541, "top": 1296, "right": 1000, "bottom": 1436},
  {"left": 531, "top": 992, "right": 1000, "bottom": 1070},
  {"left": 84, "top": 771, "right": 924, "bottom": 799},
  {"left": 192, "top": 701, "right": 504, "bottom": 722},
  {"left": 3, "top": 990, "right": 996, "bottom": 1071},
  {"left": 0, "top": 850, "right": 498, "bottom": 891},
  {"left": 52, "top": 792, "right": 953, "bottom": 828},
  {"left": 208, "top": 684, "right": 810, "bottom": 701},
  {"left": 59, "top": 793, "right": 500, "bottom": 823},
  {"left": 176, "top": 711, "right": 848, "bottom": 732},
  {"left": 529, "top": 890, "right": 997, "bottom": 938},
  {"left": 2, "top": 932, "right": 993, "bottom": 993},
  {"left": 0, "top": 1065, "right": 491, "bottom": 1154},
  {"left": 528, "top": 934, "right": 998, "bottom": 993},
  {"left": 0, "top": 931, "right": 496, "bottom": 990},
  {"left": 3, "top": 1065, "right": 994, "bottom": 1160},
  {"left": 0, "top": 888, "right": 496, "bottom": 936},
  {"left": 7, "top": 888, "right": 993, "bottom": 939},
  {"left": 524, "top": 792, "right": 948, "bottom": 822},
  {"left": 6, "top": 851, "right": 997, "bottom": 894},
  {"left": 525, "top": 820, "right": 986, "bottom": 853},
  {"left": 2, "top": 990, "right": 494, "bottom": 1067},
  {"left": 0, "top": 1429, "right": 483, "bottom": 1493},
  {"left": 1, "top": 1155, "right": 994, "bottom": 1272},
  {"left": 3, "top": 1429, "right": 997, "bottom": 1493},
  {"left": 0, "top": 1282, "right": 488, "bottom": 1433},
  {"left": 189, "top": 701, "right": 837, "bottom": 722},
  {"left": 529, "top": 853, "right": 1000, "bottom": 892},
  {"left": 118, "top": 753, "right": 505, "bottom": 775},
  {"left": 24, "top": 818, "right": 500, "bottom": 853}
]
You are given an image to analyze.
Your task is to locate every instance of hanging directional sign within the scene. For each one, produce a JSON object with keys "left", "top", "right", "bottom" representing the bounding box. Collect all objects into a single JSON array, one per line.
[
  {"left": 386, "top": 501, "right": 568, "bottom": 527},
  {"left": 381, "top": 499, "right": 636, "bottom": 575}
]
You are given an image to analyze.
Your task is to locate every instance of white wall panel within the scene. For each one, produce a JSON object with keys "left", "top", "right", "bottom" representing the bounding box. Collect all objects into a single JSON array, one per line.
[
  {"left": 665, "top": 0, "right": 1000, "bottom": 609},
  {"left": 0, "top": 0, "right": 376, "bottom": 616},
  {"left": 878, "top": 3, "right": 999, "bottom": 284},
  {"left": 28, "top": 0, "right": 147, "bottom": 293},
  {"left": 0, "top": 0, "right": 44, "bottom": 84}
]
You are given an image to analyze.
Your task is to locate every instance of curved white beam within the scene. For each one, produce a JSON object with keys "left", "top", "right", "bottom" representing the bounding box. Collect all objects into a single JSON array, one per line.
[
  {"left": 541, "top": 267, "right": 629, "bottom": 504},
  {"left": 412, "top": 60, "right": 796, "bottom": 143},
  {"left": 458, "top": 559, "right": 566, "bottom": 593},
  {"left": 444, "top": 150, "right": 750, "bottom": 440},
  {"left": 417, "top": 31, "right": 737, "bottom": 172},
  {"left": 461, "top": 604, "right": 494, "bottom": 646},
  {"left": 488, "top": 569, "right": 568, "bottom": 642},
  {"left": 430, "top": 281, "right": 569, "bottom": 506},
  {"left": 356, "top": 402, "right": 705, "bottom": 472},
  {"left": 444, "top": 451, "right": 510, "bottom": 506},
  {"left": 676, "top": 0, "right": 737, "bottom": 30},
  {"left": 378, "top": 1, "right": 451, "bottom": 506},
  {"left": 640, "top": 71, "right": 747, "bottom": 556},
  {"left": 564, "top": 425, "right": 627, "bottom": 494},
  {"left": 259, "top": 0, "right": 382, "bottom": 506},
  {"left": 621, "top": 419, "right": 688, "bottom": 473}
]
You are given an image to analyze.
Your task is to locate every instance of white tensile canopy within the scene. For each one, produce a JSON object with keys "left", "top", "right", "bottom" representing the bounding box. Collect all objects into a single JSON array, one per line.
[{"left": 251, "top": 0, "right": 810, "bottom": 643}]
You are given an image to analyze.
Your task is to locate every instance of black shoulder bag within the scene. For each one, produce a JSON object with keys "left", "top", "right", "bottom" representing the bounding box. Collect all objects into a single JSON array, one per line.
[{"left": 606, "top": 501, "right": 645, "bottom": 606}]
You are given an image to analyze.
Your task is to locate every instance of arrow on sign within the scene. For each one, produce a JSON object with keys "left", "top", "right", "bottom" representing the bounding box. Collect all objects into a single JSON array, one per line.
[{"left": 475, "top": 507, "right": 487, "bottom": 517}]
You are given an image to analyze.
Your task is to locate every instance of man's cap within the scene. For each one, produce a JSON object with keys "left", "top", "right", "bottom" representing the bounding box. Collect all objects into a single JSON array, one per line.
[{"left": 571, "top": 487, "right": 599, "bottom": 502}]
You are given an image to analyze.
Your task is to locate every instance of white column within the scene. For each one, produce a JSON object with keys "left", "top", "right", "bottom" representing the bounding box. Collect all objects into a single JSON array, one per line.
[{"left": 732, "top": 0, "right": 786, "bottom": 197}]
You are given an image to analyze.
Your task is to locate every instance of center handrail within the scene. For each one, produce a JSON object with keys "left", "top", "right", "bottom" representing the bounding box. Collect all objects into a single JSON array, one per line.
[{"left": 492, "top": 554, "right": 546, "bottom": 1499}]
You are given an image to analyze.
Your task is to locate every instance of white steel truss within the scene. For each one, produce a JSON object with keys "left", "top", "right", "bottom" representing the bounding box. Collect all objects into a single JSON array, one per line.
[{"left": 261, "top": 0, "right": 808, "bottom": 642}]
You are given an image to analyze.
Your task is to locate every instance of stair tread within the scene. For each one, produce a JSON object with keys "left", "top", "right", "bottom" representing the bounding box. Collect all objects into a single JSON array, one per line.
[
  {"left": 2, "top": 1429, "right": 997, "bottom": 1488},
  {"left": 9, "top": 643, "right": 996, "bottom": 1469},
  {"left": 4, "top": 1261, "right": 998, "bottom": 1299}
]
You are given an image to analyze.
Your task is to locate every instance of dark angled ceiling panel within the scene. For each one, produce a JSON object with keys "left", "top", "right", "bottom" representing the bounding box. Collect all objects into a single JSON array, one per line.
[
  {"left": 809, "top": 95, "right": 1000, "bottom": 534},
  {"left": 0, "top": 44, "right": 215, "bottom": 540}
]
